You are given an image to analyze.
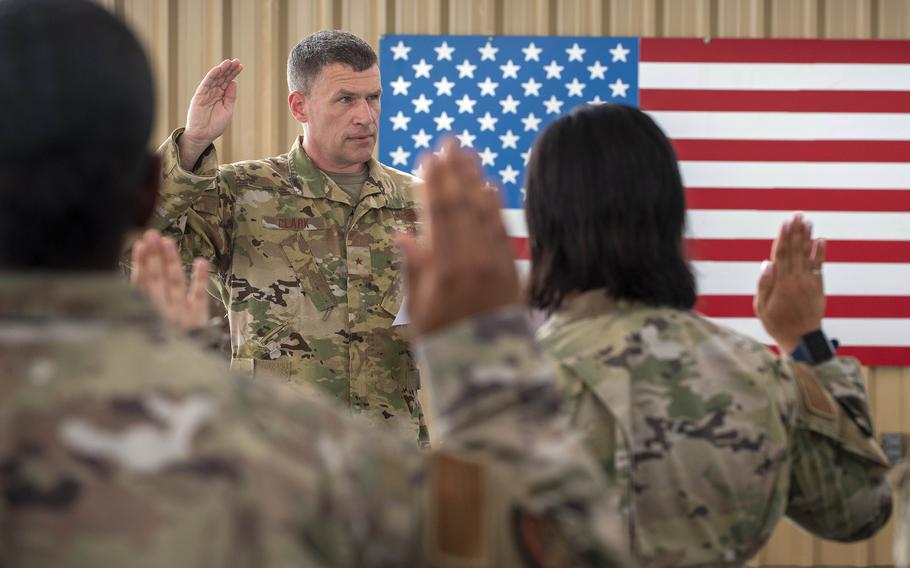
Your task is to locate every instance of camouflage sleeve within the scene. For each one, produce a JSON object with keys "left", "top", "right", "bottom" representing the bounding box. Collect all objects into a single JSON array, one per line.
[
  {"left": 416, "top": 306, "right": 629, "bottom": 567},
  {"left": 784, "top": 356, "right": 893, "bottom": 541},
  {"left": 895, "top": 465, "right": 910, "bottom": 568},
  {"left": 150, "top": 128, "right": 233, "bottom": 272}
]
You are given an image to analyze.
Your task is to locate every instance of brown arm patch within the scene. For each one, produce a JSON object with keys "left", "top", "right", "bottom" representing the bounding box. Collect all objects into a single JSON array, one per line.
[
  {"left": 793, "top": 364, "right": 837, "bottom": 420},
  {"left": 431, "top": 453, "right": 487, "bottom": 561}
]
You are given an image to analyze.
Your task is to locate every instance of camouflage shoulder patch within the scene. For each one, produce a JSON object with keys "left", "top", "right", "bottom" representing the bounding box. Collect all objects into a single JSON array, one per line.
[{"left": 793, "top": 363, "right": 837, "bottom": 420}]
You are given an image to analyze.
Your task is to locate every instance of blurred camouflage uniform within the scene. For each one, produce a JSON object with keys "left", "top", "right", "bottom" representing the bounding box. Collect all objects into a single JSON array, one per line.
[
  {"left": 537, "top": 289, "right": 892, "bottom": 567},
  {"left": 0, "top": 273, "right": 628, "bottom": 567},
  {"left": 153, "top": 130, "right": 427, "bottom": 445},
  {"left": 897, "top": 465, "right": 910, "bottom": 568}
]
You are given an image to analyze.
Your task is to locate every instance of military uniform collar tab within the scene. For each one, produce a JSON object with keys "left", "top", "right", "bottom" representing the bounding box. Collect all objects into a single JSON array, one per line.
[
  {"left": 288, "top": 138, "right": 398, "bottom": 203},
  {"left": 365, "top": 157, "right": 394, "bottom": 194},
  {"left": 0, "top": 271, "right": 159, "bottom": 323},
  {"left": 287, "top": 137, "right": 327, "bottom": 198}
]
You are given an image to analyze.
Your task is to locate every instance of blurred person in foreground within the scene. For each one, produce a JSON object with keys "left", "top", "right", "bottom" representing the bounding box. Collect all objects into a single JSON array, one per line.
[
  {"left": 525, "top": 103, "right": 892, "bottom": 567},
  {"left": 0, "top": 1, "right": 627, "bottom": 565}
]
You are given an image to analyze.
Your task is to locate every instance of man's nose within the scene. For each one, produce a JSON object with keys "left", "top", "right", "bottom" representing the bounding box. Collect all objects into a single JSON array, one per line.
[{"left": 353, "top": 98, "right": 375, "bottom": 125}]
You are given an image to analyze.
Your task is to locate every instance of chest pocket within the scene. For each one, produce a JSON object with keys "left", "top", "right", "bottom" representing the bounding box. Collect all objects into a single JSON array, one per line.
[{"left": 248, "top": 213, "right": 343, "bottom": 313}]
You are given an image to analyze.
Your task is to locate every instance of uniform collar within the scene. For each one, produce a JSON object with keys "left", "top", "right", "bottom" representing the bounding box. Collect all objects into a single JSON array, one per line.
[
  {"left": 540, "top": 288, "right": 622, "bottom": 335},
  {"left": 0, "top": 271, "right": 158, "bottom": 323},
  {"left": 287, "top": 137, "right": 400, "bottom": 205}
]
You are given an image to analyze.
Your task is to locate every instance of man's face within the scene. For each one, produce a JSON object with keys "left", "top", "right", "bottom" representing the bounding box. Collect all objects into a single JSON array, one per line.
[{"left": 298, "top": 63, "right": 381, "bottom": 172}]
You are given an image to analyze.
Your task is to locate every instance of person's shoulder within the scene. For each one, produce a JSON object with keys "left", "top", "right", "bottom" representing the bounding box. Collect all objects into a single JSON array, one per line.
[
  {"left": 0, "top": 326, "right": 408, "bottom": 565},
  {"left": 220, "top": 152, "right": 293, "bottom": 190},
  {"left": 376, "top": 161, "right": 421, "bottom": 199}
]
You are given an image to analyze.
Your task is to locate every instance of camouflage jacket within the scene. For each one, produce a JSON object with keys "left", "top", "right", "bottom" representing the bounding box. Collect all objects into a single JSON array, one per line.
[
  {"left": 897, "top": 465, "right": 910, "bottom": 568},
  {"left": 0, "top": 273, "right": 629, "bottom": 567},
  {"left": 153, "top": 130, "right": 426, "bottom": 445},
  {"left": 537, "top": 289, "right": 892, "bottom": 568}
]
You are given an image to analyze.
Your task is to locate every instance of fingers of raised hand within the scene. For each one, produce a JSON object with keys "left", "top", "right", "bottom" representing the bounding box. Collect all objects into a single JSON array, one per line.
[
  {"left": 811, "top": 238, "right": 826, "bottom": 275},
  {"left": 186, "top": 258, "right": 211, "bottom": 328},
  {"left": 772, "top": 218, "right": 793, "bottom": 274},
  {"left": 197, "top": 59, "right": 243, "bottom": 99},
  {"left": 161, "top": 237, "right": 187, "bottom": 306},
  {"left": 790, "top": 214, "right": 813, "bottom": 272}
]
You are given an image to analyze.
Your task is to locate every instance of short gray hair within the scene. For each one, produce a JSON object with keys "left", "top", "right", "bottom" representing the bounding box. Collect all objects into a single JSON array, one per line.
[{"left": 287, "top": 30, "right": 377, "bottom": 94}]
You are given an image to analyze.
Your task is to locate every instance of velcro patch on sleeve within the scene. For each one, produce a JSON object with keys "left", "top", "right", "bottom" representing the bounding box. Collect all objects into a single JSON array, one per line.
[
  {"left": 793, "top": 364, "right": 837, "bottom": 420},
  {"left": 430, "top": 453, "right": 488, "bottom": 563}
]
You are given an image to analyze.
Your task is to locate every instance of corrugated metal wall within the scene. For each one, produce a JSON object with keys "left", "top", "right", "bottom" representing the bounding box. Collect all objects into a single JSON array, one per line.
[{"left": 95, "top": 0, "right": 910, "bottom": 565}]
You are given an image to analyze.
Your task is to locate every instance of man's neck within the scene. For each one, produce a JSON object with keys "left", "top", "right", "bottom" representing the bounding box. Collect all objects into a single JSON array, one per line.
[{"left": 301, "top": 139, "right": 367, "bottom": 174}]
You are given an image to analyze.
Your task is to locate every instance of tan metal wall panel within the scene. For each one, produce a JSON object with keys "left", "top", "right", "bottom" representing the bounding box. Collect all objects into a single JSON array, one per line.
[
  {"left": 502, "top": 0, "right": 551, "bottom": 34},
  {"left": 100, "top": 1, "right": 910, "bottom": 565},
  {"left": 769, "top": 0, "right": 819, "bottom": 37},
  {"left": 662, "top": 0, "right": 712, "bottom": 36},
  {"left": 608, "top": 0, "right": 659, "bottom": 35},
  {"left": 879, "top": 0, "right": 910, "bottom": 37},
  {"left": 555, "top": 0, "right": 605, "bottom": 35},
  {"left": 716, "top": 0, "right": 767, "bottom": 37},
  {"left": 449, "top": 0, "right": 498, "bottom": 34}
]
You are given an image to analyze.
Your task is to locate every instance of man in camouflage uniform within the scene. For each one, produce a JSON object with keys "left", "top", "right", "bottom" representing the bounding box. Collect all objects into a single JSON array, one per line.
[
  {"left": 525, "top": 105, "right": 892, "bottom": 567},
  {"left": 0, "top": 4, "right": 628, "bottom": 565},
  {"left": 154, "top": 31, "right": 427, "bottom": 444}
]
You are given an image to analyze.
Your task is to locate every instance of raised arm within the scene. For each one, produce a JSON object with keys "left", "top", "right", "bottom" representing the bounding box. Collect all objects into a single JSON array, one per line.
[
  {"left": 397, "top": 141, "right": 627, "bottom": 566},
  {"left": 755, "top": 214, "right": 892, "bottom": 541},
  {"left": 150, "top": 59, "right": 243, "bottom": 272},
  {"left": 177, "top": 59, "right": 242, "bottom": 170}
]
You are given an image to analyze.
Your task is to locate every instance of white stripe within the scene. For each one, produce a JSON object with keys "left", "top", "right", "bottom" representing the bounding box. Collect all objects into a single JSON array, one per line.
[
  {"left": 640, "top": 62, "right": 910, "bottom": 91},
  {"left": 516, "top": 259, "right": 910, "bottom": 296},
  {"left": 679, "top": 161, "right": 910, "bottom": 189},
  {"left": 711, "top": 317, "right": 910, "bottom": 347},
  {"left": 695, "top": 261, "right": 910, "bottom": 296},
  {"left": 687, "top": 210, "right": 910, "bottom": 241},
  {"left": 504, "top": 209, "right": 910, "bottom": 241},
  {"left": 650, "top": 111, "right": 910, "bottom": 141},
  {"left": 503, "top": 209, "right": 528, "bottom": 237}
]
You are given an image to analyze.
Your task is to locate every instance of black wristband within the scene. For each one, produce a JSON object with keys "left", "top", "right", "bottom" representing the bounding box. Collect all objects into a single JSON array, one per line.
[{"left": 790, "top": 329, "right": 836, "bottom": 365}]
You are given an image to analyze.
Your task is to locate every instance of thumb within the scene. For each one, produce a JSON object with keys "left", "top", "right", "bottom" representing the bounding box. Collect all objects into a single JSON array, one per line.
[{"left": 754, "top": 260, "right": 775, "bottom": 313}]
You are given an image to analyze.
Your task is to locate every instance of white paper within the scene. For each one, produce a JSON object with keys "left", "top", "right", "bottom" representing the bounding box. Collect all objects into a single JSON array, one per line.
[{"left": 393, "top": 298, "right": 409, "bottom": 326}]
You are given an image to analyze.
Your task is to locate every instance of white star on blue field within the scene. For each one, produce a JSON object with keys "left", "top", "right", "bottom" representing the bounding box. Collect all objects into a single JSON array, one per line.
[{"left": 380, "top": 35, "right": 639, "bottom": 208}]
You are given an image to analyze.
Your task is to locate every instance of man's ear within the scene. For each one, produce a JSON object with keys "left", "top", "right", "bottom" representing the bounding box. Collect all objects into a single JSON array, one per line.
[
  {"left": 288, "top": 90, "right": 308, "bottom": 124},
  {"left": 132, "top": 154, "right": 160, "bottom": 228}
]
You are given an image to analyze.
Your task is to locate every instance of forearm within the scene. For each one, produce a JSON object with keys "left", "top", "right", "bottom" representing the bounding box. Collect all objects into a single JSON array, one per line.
[
  {"left": 416, "top": 307, "right": 626, "bottom": 565},
  {"left": 150, "top": 129, "right": 230, "bottom": 268},
  {"left": 152, "top": 128, "right": 219, "bottom": 229},
  {"left": 785, "top": 357, "right": 892, "bottom": 540}
]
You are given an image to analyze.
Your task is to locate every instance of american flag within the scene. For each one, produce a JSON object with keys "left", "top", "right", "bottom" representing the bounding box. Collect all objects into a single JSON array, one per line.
[{"left": 379, "top": 35, "right": 910, "bottom": 366}]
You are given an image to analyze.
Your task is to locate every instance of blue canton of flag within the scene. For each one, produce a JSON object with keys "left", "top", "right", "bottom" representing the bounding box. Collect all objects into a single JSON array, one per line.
[{"left": 379, "top": 35, "right": 639, "bottom": 208}]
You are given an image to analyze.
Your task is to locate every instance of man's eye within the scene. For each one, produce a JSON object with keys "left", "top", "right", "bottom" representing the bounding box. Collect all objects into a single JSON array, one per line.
[{"left": 339, "top": 96, "right": 352, "bottom": 103}]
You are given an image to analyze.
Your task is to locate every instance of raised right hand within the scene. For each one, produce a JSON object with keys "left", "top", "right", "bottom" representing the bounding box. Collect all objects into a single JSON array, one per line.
[
  {"left": 131, "top": 229, "right": 211, "bottom": 333},
  {"left": 754, "top": 213, "right": 827, "bottom": 354},
  {"left": 179, "top": 59, "right": 243, "bottom": 168},
  {"left": 397, "top": 140, "right": 520, "bottom": 337}
]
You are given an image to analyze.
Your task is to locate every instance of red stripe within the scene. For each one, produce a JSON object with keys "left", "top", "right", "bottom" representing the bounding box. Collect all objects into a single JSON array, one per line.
[
  {"left": 685, "top": 188, "right": 910, "bottom": 212},
  {"left": 512, "top": 236, "right": 530, "bottom": 259},
  {"left": 687, "top": 239, "right": 910, "bottom": 263},
  {"left": 641, "top": 38, "right": 910, "bottom": 63},
  {"left": 833, "top": 346, "right": 910, "bottom": 366},
  {"left": 696, "top": 295, "right": 910, "bottom": 318},
  {"left": 640, "top": 89, "right": 910, "bottom": 113},
  {"left": 672, "top": 140, "right": 910, "bottom": 163}
]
